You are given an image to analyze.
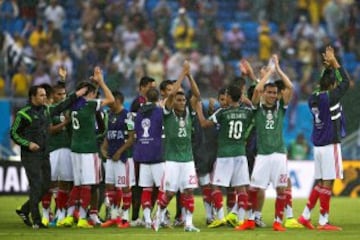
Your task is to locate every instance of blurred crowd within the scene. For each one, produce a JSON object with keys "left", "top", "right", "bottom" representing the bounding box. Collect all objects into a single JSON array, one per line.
[{"left": 0, "top": 0, "right": 359, "bottom": 99}]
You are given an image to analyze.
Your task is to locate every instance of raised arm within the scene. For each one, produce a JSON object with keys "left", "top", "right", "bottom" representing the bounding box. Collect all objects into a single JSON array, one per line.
[
  {"left": 195, "top": 101, "right": 215, "bottom": 128},
  {"left": 273, "top": 54, "right": 293, "bottom": 105},
  {"left": 186, "top": 71, "right": 201, "bottom": 110},
  {"left": 93, "top": 66, "right": 115, "bottom": 107},
  {"left": 165, "top": 60, "right": 190, "bottom": 110},
  {"left": 251, "top": 66, "right": 275, "bottom": 105},
  {"left": 240, "top": 59, "right": 257, "bottom": 83}
]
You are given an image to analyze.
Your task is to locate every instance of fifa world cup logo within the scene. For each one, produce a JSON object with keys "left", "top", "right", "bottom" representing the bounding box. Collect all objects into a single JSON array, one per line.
[{"left": 141, "top": 118, "right": 151, "bottom": 138}]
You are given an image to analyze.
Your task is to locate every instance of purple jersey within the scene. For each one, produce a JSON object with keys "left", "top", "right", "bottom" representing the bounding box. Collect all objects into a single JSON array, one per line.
[
  {"left": 133, "top": 103, "right": 164, "bottom": 163},
  {"left": 106, "top": 109, "right": 129, "bottom": 162},
  {"left": 309, "top": 67, "right": 349, "bottom": 146}
]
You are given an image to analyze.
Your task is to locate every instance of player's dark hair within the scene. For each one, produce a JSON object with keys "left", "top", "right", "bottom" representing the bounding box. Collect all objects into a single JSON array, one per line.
[
  {"left": 76, "top": 81, "right": 97, "bottom": 95},
  {"left": 112, "top": 91, "right": 124, "bottom": 103},
  {"left": 175, "top": 91, "right": 186, "bottom": 97},
  {"left": 218, "top": 87, "right": 227, "bottom": 98},
  {"left": 226, "top": 84, "right": 242, "bottom": 102},
  {"left": 159, "top": 79, "right": 174, "bottom": 91},
  {"left": 232, "top": 77, "right": 246, "bottom": 89},
  {"left": 319, "top": 68, "right": 336, "bottom": 91},
  {"left": 52, "top": 81, "right": 66, "bottom": 91},
  {"left": 146, "top": 88, "right": 159, "bottom": 102},
  {"left": 40, "top": 83, "right": 52, "bottom": 98},
  {"left": 28, "top": 85, "right": 44, "bottom": 101},
  {"left": 274, "top": 79, "right": 285, "bottom": 91},
  {"left": 139, "top": 76, "right": 155, "bottom": 88},
  {"left": 264, "top": 82, "right": 278, "bottom": 91}
]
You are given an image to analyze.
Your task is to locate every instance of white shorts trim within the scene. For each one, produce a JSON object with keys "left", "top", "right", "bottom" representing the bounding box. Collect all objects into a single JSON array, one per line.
[
  {"left": 314, "top": 144, "right": 343, "bottom": 180},
  {"left": 250, "top": 153, "right": 288, "bottom": 189},
  {"left": 105, "top": 158, "right": 136, "bottom": 187},
  {"left": 50, "top": 148, "right": 73, "bottom": 181},
  {"left": 162, "top": 161, "right": 198, "bottom": 192},
  {"left": 139, "top": 162, "right": 165, "bottom": 187},
  {"left": 71, "top": 152, "right": 102, "bottom": 186}
]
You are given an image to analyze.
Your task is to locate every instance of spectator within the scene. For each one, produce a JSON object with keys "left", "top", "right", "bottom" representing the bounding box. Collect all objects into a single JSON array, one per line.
[
  {"left": 171, "top": 8, "right": 195, "bottom": 50},
  {"left": 28, "top": 23, "right": 47, "bottom": 48},
  {"left": 152, "top": 0, "right": 172, "bottom": 43},
  {"left": 12, "top": 63, "right": 32, "bottom": 97},
  {"left": 0, "top": 0, "right": 19, "bottom": 33},
  {"left": 43, "top": 0, "right": 65, "bottom": 30},
  {"left": 139, "top": 23, "right": 156, "bottom": 52},
  {"left": 122, "top": 21, "right": 141, "bottom": 57},
  {"left": 258, "top": 19, "right": 273, "bottom": 63},
  {"left": 323, "top": 0, "right": 346, "bottom": 39},
  {"left": 225, "top": 23, "right": 245, "bottom": 60},
  {"left": 287, "top": 133, "right": 310, "bottom": 160},
  {"left": 32, "top": 63, "right": 51, "bottom": 86},
  {"left": 145, "top": 50, "right": 165, "bottom": 86}
]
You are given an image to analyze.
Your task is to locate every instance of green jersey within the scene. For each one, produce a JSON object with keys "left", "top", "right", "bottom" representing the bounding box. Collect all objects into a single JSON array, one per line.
[
  {"left": 254, "top": 100, "right": 286, "bottom": 154},
  {"left": 210, "top": 105, "right": 253, "bottom": 157},
  {"left": 163, "top": 107, "right": 194, "bottom": 162},
  {"left": 48, "top": 105, "right": 71, "bottom": 152},
  {"left": 70, "top": 99, "right": 101, "bottom": 153}
]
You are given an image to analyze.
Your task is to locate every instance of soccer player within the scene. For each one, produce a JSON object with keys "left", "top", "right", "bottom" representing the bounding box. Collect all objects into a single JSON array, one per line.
[
  {"left": 41, "top": 82, "right": 74, "bottom": 227},
  {"left": 132, "top": 88, "right": 164, "bottom": 228},
  {"left": 152, "top": 60, "right": 200, "bottom": 232},
  {"left": 238, "top": 54, "right": 293, "bottom": 232},
  {"left": 11, "top": 84, "right": 87, "bottom": 229},
  {"left": 196, "top": 84, "right": 253, "bottom": 229},
  {"left": 298, "top": 46, "right": 349, "bottom": 231},
  {"left": 100, "top": 91, "right": 135, "bottom": 228},
  {"left": 195, "top": 88, "right": 227, "bottom": 225},
  {"left": 58, "top": 66, "right": 114, "bottom": 228}
]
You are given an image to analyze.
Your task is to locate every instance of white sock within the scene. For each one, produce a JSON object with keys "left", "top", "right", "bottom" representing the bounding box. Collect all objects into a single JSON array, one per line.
[
  {"left": 238, "top": 207, "right": 246, "bottom": 222},
  {"left": 204, "top": 201, "right": 213, "bottom": 220},
  {"left": 66, "top": 206, "right": 75, "bottom": 217},
  {"left": 231, "top": 203, "right": 238, "bottom": 214},
  {"left": 285, "top": 205, "right": 294, "bottom": 218},
  {"left": 42, "top": 208, "right": 50, "bottom": 220},
  {"left": 217, "top": 207, "right": 225, "bottom": 220},
  {"left": 79, "top": 207, "right": 87, "bottom": 219},
  {"left": 319, "top": 213, "right": 328, "bottom": 226},
  {"left": 185, "top": 210, "right": 193, "bottom": 227},
  {"left": 122, "top": 209, "right": 129, "bottom": 221},
  {"left": 302, "top": 206, "right": 311, "bottom": 220},
  {"left": 143, "top": 207, "right": 151, "bottom": 224},
  {"left": 110, "top": 205, "right": 119, "bottom": 220}
]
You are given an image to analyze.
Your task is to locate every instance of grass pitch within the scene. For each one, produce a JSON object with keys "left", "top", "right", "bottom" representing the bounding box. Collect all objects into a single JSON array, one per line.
[{"left": 0, "top": 196, "right": 359, "bottom": 240}]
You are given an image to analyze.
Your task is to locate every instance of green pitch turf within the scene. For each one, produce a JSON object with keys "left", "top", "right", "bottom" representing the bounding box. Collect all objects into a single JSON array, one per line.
[{"left": 0, "top": 196, "right": 359, "bottom": 240}]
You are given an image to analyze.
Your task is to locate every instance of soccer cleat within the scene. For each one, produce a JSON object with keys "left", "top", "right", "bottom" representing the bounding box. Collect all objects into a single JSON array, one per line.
[
  {"left": 297, "top": 216, "right": 315, "bottom": 230},
  {"left": 235, "top": 219, "right": 255, "bottom": 231},
  {"left": 255, "top": 217, "right": 266, "bottom": 227},
  {"left": 173, "top": 217, "right": 184, "bottom": 227},
  {"left": 225, "top": 212, "right": 239, "bottom": 228},
  {"left": 184, "top": 225, "right": 200, "bottom": 232},
  {"left": 41, "top": 217, "right": 49, "bottom": 227},
  {"left": 101, "top": 217, "right": 122, "bottom": 227},
  {"left": 130, "top": 218, "right": 145, "bottom": 227},
  {"left": 206, "top": 218, "right": 214, "bottom": 225},
  {"left": 273, "top": 221, "right": 286, "bottom": 231},
  {"left": 77, "top": 218, "right": 94, "bottom": 228},
  {"left": 207, "top": 218, "right": 226, "bottom": 228},
  {"left": 58, "top": 216, "right": 74, "bottom": 227},
  {"left": 48, "top": 217, "right": 58, "bottom": 227},
  {"left": 15, "top": 208, "right": 32, "bottom": 227},
  {"left": 152, "top": 214, "right": 160, "bottom": 232},
  {"left": 118, "top": 220, "right": 130, "bottom": 229},
  {"left": 145, "top": 222, "right": 152, "bottom": 229},
  {"left": 32, "top": 222, "right": 48, "bottom": 229},
  {"left": 284, "top": 217, "right": 304, "bottom": 228},
  {"left": 88, "top": 214, "right": 102, "bottom": 226},
  {"left": 317, "top": 223, "right": 342, "bottom": 231}
]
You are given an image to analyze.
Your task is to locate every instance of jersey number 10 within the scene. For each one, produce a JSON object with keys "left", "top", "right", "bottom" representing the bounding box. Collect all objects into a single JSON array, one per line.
[{"left": 228, "top": 120, "right": 243, "bottom": 139}]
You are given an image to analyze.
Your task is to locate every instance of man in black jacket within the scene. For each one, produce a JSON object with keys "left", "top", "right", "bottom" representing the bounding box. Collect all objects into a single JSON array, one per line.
[{"left": 10, "top": 84, "right": 87, "bottom": 229}]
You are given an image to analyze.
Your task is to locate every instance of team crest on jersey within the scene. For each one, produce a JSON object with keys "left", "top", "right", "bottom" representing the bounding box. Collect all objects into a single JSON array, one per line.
[
  {"left": 266, "top": 110, "right": 273, "bottom": 120},
  {"left": 59, "top": 112, "right": 65, "bottom": 122},
  {"left": 111, "top": 116, "right": 117, "bottom": 124},
  {"left": 179, "top": 117, "right": 185, "bottom": 128},
  {"left": 141, "top": 118, "right": 151, "bottom": 138}
]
